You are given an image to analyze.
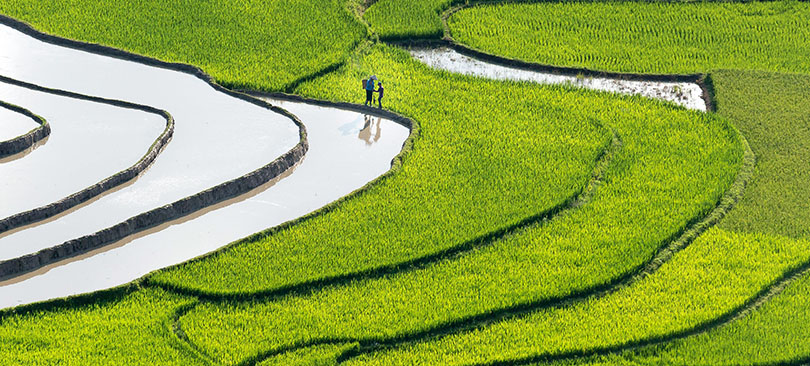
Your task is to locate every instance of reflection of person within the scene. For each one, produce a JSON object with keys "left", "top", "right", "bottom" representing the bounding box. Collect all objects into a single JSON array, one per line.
[
  {"left": 364, "top": 75, "right": 377, "bottom": 106},
  {"left": 375, "top": 82, "right": 384, "bottom": 109},
  {"left": 358, "top": 115, "right": 382, "bottom": 145}
]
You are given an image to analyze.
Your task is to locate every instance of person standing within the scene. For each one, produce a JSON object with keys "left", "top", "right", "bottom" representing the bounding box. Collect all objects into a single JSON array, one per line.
[
  {"left": 364, "top": 75, "right": 377, "bottom": 106},
  {"left": 375, "top": 82, "right": 384, "bottom": 109}
]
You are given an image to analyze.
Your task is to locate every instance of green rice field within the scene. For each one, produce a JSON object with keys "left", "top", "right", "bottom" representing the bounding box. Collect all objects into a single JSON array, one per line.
[
  {"left": 449, "top": 1, "right": 810, "bottom": 74},
  {"left": 1, "top": 0, "right": 809, "bottom": 365}
]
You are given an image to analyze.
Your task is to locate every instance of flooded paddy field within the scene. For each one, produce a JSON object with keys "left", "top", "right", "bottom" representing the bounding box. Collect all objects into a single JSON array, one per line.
[
  {"left": 410, "top": 47, "right": 707, "bottom": 111},
  {"left": 0, "top": 99, "right": 408, "bottom": 308},
  {"left": 0, "top": 22, "right": 409, "bottom": 308},
  {"left": 0, "top": 80, "right": 165, "bottom": 220}
]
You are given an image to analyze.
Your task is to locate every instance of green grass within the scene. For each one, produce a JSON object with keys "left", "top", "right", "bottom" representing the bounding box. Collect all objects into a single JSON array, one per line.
[
  {"left": 449, "top": 1, "right": 810, "bottom": 75},
  {"left": 342, "top": 228, "right": 810, "bottom": 366},
  {"left": 257, "top": 344, "right": 357, "bottom": 366},
  {"left": 364, "top": 0, "right": 455, "bottom": 40},
  {"left": 167, "top": 44, "right": 742, "bottom": 365},
  {"left": 0, "top": 0, "right": 366, "bottom": 91},
  {"left": 148, "top": 44, "right": 614, "bottom": 295},
  {"left": 558, "top": 272, "right": 810, "bottom": 366},
  {"left": 529, "top": 70, "right": 810, "bottom": 366},
  {"left": 0, "top": 288, "right": 199, "bottom": 365}
]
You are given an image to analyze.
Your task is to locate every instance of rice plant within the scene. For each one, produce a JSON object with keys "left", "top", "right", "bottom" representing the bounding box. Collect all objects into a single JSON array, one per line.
[
  {"left": 528, "top": 69, "right": 810, "bottom": 366},
  {"left": 450, "top": 1, "right": 810, "bottom": 74},
  {"left": 168, "top": 45, "right": 742, "bottom": 365},
  {"left": 364, "top": 0, "right": 457, "bottom": 40}
]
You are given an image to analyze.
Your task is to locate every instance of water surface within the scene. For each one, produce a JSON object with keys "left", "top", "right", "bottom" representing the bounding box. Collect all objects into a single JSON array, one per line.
[{"left": 411, "top": 47, "right": 706, "bottom": 111}]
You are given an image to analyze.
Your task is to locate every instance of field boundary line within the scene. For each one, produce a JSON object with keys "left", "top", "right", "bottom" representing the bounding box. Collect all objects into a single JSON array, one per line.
[
  {"left": 202, "top": 130, "right": 620, "bottom": 366},
  {"left": 469, "top": 261, "right": 810, "bottom": 366},
  {"left": 0, "top": 99, "right": 49, "bottom": 159},
  {"left": 149, "top": 120, "right": 616, "bottom": 302},
  {"left": 316, "top": 121, "right": 756, "bottom": 365},
  {"left": 0, "top": 74, "right": 174, "bottom": 250},
  {"left": 165, "top": 301, "right": 216, "bottom": 365},
  {"left": 0, "top": 17, "right": 309, "bottom": 282}
]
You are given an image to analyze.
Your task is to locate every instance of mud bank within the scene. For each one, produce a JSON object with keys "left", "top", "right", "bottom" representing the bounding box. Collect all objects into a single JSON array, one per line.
[{"left": 0, "top": 99, "right": 49, "bottom": 158}]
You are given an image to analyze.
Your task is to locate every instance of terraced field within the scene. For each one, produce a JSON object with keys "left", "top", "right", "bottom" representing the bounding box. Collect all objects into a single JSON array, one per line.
[
  {"left": 0, "top": 0, "right": 808, "bottom": 365},
  {"left": 449, "top": 1, "right": 810, "bottom": 74}
]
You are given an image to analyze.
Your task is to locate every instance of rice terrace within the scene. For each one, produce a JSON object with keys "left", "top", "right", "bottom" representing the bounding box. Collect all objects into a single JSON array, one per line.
[{"left": 0, "top": 0, "right": 808, "bottom": 364}]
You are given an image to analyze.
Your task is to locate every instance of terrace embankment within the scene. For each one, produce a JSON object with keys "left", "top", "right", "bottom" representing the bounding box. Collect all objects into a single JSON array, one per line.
[
  {"left": 0, "top": 99, "right": 49, "bottom": 157},
  {"left": 0, "top": 75, "right": 173, "bottom": 236},
  {"left": 0, "top": 20, "right": 303, "bottom": 285},
  {"left": 0, "top": 96, "right": 409, "bottom": 309}
]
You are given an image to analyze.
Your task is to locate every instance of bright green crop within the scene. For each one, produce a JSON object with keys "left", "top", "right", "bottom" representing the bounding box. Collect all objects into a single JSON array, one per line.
[
  {"left": 343, "top": 228, "right": 810, "bottom": 365},
  {"left": 449, "top": 1, "right": 810, "bottom": 75},
  {"left": 0, "top": 288, "right": 199, "bottom": 365},
  {"left": 257, "top": 344, "right": 358, "bottom": 366},
  {"left": 340, "top": 68, "right": 810, "bottom": 366},
  {"left": 364, "top": 0, "right": 456, "bottom": 40},
  {"left": 149, "top": 44, "right": 612, "bottom": 295},
  {"left": 171, "top": 44, "right": 741, "bottom": 365},
  {"left": 529, "top": 69, "right": 810, "bottom": 366},
  {"left": 0, "top": 0, "right": 366, "bottom": 91},
  {"left": 0, "top": 1, "right": 805, "bottom": 365},
  {"left": 563, "top": 271, "right": 810, "bottom": 366}
]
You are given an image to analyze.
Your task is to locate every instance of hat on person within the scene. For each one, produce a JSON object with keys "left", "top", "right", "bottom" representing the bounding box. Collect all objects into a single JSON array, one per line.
[{"left": 370, "top": 75, "right": 377, "bottom": 80}]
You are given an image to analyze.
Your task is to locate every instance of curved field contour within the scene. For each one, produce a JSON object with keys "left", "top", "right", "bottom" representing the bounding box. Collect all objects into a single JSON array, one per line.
[
  {"left": 0, "top": 99, "right": 44, "bottom": 146},
  {"left": 0, "top": 22, "right": 300, "bottom": 269},
  {"left": 0, "top": 79, "right": 167, "bottom": 221},
  {"left": 0, "top": 98, "right": 409, "bottom": 309}
]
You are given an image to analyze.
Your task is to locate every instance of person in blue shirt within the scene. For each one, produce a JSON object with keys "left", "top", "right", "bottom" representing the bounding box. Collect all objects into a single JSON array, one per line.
[{"left": 364, "top": 75, "right": 377, "bottom": 106}]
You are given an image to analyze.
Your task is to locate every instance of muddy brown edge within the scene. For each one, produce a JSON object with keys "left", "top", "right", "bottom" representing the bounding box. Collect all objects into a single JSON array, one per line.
[
  {"left": 0, "top": 75, "right": 176, "bottom": 235},
  {"left": 0, "top": 15, "right": 309, "bottom": 281},
  {"left": 0, "top": 99, "right": 50, "bottom": 158}
]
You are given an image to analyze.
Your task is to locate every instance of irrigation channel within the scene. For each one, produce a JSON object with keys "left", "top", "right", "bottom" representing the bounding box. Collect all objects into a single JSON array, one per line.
[
  {"left": 0, "top": 22, "right": 409, "bottom": 308},
  {"left": 410, "top": 47, "right": 707, "bottom": 111}
]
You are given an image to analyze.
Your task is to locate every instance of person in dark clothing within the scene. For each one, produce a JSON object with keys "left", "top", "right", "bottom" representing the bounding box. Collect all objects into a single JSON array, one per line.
[
  {"left": 375, "top": 82, "right": 384, "bottom": 109},
  {"left": 364, "top": 75, "right": 377, "bottom": 106}
]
